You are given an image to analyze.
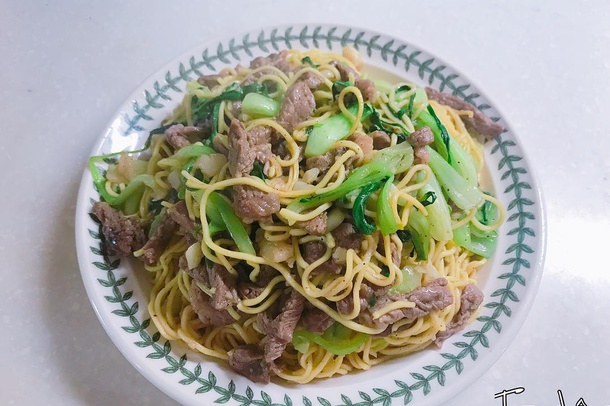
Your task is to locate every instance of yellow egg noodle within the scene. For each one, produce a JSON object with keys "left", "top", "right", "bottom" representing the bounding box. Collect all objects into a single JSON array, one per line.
[{"left": 94, "top": 48, "right": 505, "bottom": 384}]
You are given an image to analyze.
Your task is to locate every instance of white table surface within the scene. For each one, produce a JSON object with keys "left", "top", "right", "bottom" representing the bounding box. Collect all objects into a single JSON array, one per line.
[{"left": 2, "top": 1, "right": 609, "bottom": 405}]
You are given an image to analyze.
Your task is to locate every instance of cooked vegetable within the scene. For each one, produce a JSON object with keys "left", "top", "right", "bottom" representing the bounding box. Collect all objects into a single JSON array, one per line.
[
  {"left": 377, "top": 175, "right": 400, "bottom": 235},
  {"left": 389, "top": 266, "right": 421, "bottom": 294},
  {"left": 416, "top": 171, "right": 453, "bottom": 241},
  {"left": 352, "top": 180, "right": 385, "bottom": 234},
  {"left": 241, "top": 93, "right": 279, "bottom": 117},
  {"left": 406, "top": 206, "right": 430, "bottom": 261},
  {"left": 453, "top": 222, "right": 498, "bottom": 258},
  {"left": 427, "top": 147, "right": 484, "bottom": 211},
  {"left": 304, "top": 104, "right": 373, "bottom": 158},
  {"left": 205, "top": 191, "right": 255, "bottom": 255},
  {"left": 292, "top": 323, "right": 367, "bottom": 356}
]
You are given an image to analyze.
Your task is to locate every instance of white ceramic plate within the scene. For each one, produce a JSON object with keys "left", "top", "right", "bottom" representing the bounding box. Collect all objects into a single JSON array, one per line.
[{"left": 75, "top": 24, "right": 546, "bottom": 406}]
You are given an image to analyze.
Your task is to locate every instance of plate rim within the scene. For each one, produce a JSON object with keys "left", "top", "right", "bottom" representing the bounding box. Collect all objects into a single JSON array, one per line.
[{"left": 75, "top": 23, "right": 546, "bottom": 406}]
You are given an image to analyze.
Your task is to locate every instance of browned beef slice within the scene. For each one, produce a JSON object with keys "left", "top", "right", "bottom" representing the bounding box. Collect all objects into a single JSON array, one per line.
[
  {"left": 197, "top": 71, "right": 230, "bottom": 89},
  {"left": 231, "top": 185, "right": 280, "bottom": 224},
  {"left": 425, "top": 87, "right": 504, "bottom": 139},
  {"left": 212, "top": 135, "right": 229, "bottom": 156},
  {"left": 359, "top": 278, "right": 453, "bottom": 330},
  {"left": 305, "top": 152, "right": 334, "bottom": 174},
  {"left": 336, "top": 283, "right": 376, "bottom": 315},
  {"left": 167, "top": 200, "right": 200, "bottom": 242},
  {"left": 435, "top": 283, "right": 483, "bottom": 346},
  {"left": 250, "top": 51, "right": 292, "bottom": 74},
  {"left": 370, "top": 130, "right": 391, "bottom": 150},
  {"left": 332, "top": 222, "right": 363, "bottom": 250},
  {"left": 296, "top": 212, "right": 327, "bottom": 236},
  {"left": 91, "top": 202, "right": 146, "bottom": 257},
  {"left": 409, "top": 127, "right": 434, "bottom": 148},
  {"left": 302, "top": 241, "right": 326, "bottom": 264},
  {"left": 260, "top": 289, "right": 306, "bottom": 363},
  {"left": 207, "top": 263, "right": 239, "bottom": 310},
  {"left": 237, "top": 265, "right": 277, "bottom": 300},
  {"left": 377, "top": 239, "right": 401, "bottom": 267},
  {"left": 408, "top": 126, "right": 434, "bottom": 164},
  {"left": 348, "top": 133, "right": 373, "bottom": 159},
  {"left": 300, "top": 307, "right": 334, "bottom": 334},
  {"left": 189, "top": 283, "right": 235, "bottom": 327},
  {"left": 165, "top": 124, "right": 203, "bottom": 150},
  {"left": 227, "top": 119, "right": 273, "bottom": 177},
  {"left": 301, "top": 241, "right": 342, "bottom": 274},
  {"left": 305, "top": 146, "right": 350, "bottom": 178},
  {"left": 277, "top": 80, "right": 316, "bottom": 135},
  {"left": 140, "top": 208, "right": 178, "bottom": 265},
  {"left": 330, "top": 61, "right": 377, "bottom": 103},
  {"left": 228, "top": 344, "right": 271, "bottom": 384},
  {"left": 299, "top": 71, "right": 324, "bottom": 90}
]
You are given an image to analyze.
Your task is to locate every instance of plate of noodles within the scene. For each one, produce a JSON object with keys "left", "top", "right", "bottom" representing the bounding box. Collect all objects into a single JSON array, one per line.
[{"left": 75, "top": 25, "right": 545, "bottom": 406}]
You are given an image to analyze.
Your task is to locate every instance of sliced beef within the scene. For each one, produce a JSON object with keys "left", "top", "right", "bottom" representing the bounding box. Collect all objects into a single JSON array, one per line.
[
  {"left": 301, "top": 241, "right": 342, "bottom": 274},
  {"left": 304, "top": 146, "right": 349, "bottom": 178},
  {"left": 260, "top": 289, "right": 306, "bottom": 363},
  {"left": 167, "top": 200, "right": 199, "bottom": 242},
  {"left": 179, "top": 257, "right": 237, "bottom": 309},
  {"left": 300, "top": 307, "right": 334, "bottom": 334},
  {"left": 231, "top": 185, "right": 280, "bottom": 224},
  {"left": 276, "top": 80, "right": 316, "bottom": 136},
  {"left": 197, "top": 71, "right": 230, "bottom": 89},
  {"left": 189, "top": 282, "right": 235, "bottom": 327},
  {"left": 330, "top": 61, "right": 377, "bottom": 103},
  {"left": 237, "top": 265, "right": 277, "bottom": 300},
  {"left": 296, "top": 212, "right": 327, "bottom": 236},
  {"left": 139, "top": 208, "right": 178, "bottom": 265},
  {"left": 377, "top": 239, "right": 401, "bottom": 267},
  {"left": 305, "top": 152, "right": 334, "bottom": 175},
  {"left": 360, "top": 278, "right": 453, "bottom": 330},
  {"left": 227, "top": 119, "right": 273, "bottom": 177},
  {"left": 301, "top": 241, "right": 327, "bottom": 264},
  {"left": 370, "top": 130, "right": 392, "bottom": 150},
  {"left": 332, "top": 222, "right": 363, "bottom": 250},
  {"left": 208, "top": 264, "right": 239, "bottom": 310},
  {"left": 336, "top": 283, "right": 376, "bottom": 315},
  {"left": 435, "top": 283, "right": 484, "bottom": 346},
  {"left": 348, "top": 133, "right": 373, "bottom": 161},
  {"left": 91, "top": 202, "right": 147, "bottom": 257},
  {"left": 408, "top": 126, "right": 434, "bottom": 164},
  {"left": 425, "top": 87, "right": 504, "bottom": 139},
  {"left": 165, "top": 124, "right": 203, "bottom": 150},
  {"left": 212, "top": 135, "right": 229, "bottom": 156},
  {"left": 299, "top": 71, "right": 324, "bottom": 90},
  {"left": 249, "top": 51, "right": 292, "bottom": 75},
  {"left": 228, "top": 344, "right": 271, "bottom": 384}
]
